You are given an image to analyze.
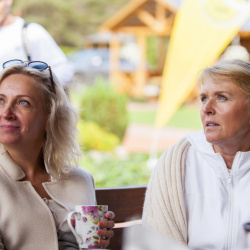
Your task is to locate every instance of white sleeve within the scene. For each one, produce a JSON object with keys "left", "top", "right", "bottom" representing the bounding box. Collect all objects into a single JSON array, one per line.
[{"left": 25, "top": 23, "right": 73, "bottom": 87}]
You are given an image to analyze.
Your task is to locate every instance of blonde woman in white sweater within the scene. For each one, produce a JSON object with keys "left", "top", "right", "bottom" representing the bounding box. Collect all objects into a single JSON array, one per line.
[{"left": 143, "top": 59, "right": 250, "bottom": 249}]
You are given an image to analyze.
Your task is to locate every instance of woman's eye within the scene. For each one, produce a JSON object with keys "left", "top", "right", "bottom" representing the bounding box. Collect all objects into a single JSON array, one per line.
[
  {"left": 201, "top": 96, "right": 207, "bottom": 103},
  {"left": 19, "top": 100, "right": 30, "bottom": 106},
  {"left": 0, "top": 98, "right": 4, "bottom": 104},
  {"left": 218, "top": 95, "right": 227, "bottom": 101}
]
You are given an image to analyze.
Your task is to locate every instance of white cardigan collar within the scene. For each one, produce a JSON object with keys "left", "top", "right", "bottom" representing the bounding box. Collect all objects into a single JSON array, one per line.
[{"left": 0, "top": 144, "right": 25, "bottom": 181}]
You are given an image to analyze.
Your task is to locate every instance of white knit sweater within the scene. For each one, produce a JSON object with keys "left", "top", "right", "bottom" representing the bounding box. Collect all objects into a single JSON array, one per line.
[{"left": 142, "top": 137, "right": 191, "bottom": 245}]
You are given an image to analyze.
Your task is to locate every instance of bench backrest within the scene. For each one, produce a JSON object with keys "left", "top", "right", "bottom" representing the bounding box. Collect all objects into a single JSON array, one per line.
[{"left": 95, "top": 185, "right": 147, "bottom": 250}]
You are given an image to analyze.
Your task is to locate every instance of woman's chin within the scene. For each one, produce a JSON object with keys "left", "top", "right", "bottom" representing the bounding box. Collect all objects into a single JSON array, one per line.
[
  {"left": 0, "top": 137, "right": 21, "bottom": 146},
  {"left": 204, "top": 134, "right": 221, "bottom": 144}
]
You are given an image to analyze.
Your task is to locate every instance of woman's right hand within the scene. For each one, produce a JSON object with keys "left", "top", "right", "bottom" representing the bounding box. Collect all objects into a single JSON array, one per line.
[{"left": 97, "top": 211, "right": 115, "bottom": 248}]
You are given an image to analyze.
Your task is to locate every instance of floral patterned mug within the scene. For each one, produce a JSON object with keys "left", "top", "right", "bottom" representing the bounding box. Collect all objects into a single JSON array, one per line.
[{"left": 67, "top": 205, "right": 108, "bottom": 249}]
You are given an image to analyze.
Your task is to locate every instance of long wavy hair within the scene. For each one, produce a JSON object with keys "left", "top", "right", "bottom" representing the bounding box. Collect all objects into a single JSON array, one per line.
[{"left": 0, "top": 63, "right": 82, "bottom": 179}]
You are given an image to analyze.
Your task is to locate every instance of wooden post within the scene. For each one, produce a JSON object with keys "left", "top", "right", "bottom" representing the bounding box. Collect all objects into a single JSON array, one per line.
[
  {"left": 134, "top": 32, "right": 147, "bottom": 98},
  {"left": 109, "top": 33, "right": 120, "bottom": 91},
  {"left": 157, "top": 36, "right": 167, "bottom": 73}
]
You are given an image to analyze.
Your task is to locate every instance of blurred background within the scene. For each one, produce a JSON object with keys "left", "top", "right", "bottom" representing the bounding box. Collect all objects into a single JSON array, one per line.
[{"left": 12, "top": 0, "right": 250, "bottom": 187}]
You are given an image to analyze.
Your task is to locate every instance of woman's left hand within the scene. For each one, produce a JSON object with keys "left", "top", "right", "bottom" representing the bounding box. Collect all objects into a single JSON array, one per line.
[{"left": 97, "top": 211, "right": 115, "bottom": 248}]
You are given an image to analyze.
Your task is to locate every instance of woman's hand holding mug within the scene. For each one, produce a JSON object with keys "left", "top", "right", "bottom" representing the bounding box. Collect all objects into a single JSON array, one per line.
[
  {"left": 97, "top": 211, "right": 115, "bottom": 248},
  {"left": 67, "top": 205, "right": 115, "bottom": 249}
]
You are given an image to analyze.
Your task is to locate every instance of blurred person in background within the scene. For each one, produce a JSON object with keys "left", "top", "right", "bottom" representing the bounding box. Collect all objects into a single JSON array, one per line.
[
  {"left": 143, "top": 59, "right": 250, "bottom": 249},
  {"left": 0, "top": 0, "right": 73, "bottom": 87}
]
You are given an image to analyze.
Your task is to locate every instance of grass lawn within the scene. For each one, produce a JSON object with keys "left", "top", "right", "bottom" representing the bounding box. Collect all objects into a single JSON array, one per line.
[{"left": 129, "top": 104, "right": 203, "bottom": 130}]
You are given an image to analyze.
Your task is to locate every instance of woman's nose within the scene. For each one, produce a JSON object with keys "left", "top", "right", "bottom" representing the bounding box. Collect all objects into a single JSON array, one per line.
[
  {"left": 202, "top": 99, "right": 215, "bottom": 115},
  {"left": 2, "top": 105, "right": 15, "bottom": 119}
]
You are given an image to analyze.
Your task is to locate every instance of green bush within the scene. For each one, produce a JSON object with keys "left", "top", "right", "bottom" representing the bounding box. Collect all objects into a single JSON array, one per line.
[
  {"left": 79, "top": 153, "right": 152, "bottom": 187},
  {"left": 77, "top": 121, "right": 120, "bottom": 151},
  {"left": 78, "top": 79, "right": 128, "bottom": 140}
]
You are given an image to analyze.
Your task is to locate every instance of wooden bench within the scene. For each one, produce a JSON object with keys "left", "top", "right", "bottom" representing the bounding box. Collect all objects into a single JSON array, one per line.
[{"left": 95, "top": 185, "right": 147, "bottom": 250}]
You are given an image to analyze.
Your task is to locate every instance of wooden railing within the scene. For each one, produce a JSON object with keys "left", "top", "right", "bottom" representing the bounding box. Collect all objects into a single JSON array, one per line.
[{"left": 96, "top": 185, "right": 147, "bottom": 250}]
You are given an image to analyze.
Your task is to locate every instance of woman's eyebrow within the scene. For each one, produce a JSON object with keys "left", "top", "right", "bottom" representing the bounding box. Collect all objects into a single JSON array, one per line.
[
  {"left": 200, "top": 90, "right": 230, "bottom": 96},
  {"left": 213, "top": 90, "right": 232, "bottom": 96}
]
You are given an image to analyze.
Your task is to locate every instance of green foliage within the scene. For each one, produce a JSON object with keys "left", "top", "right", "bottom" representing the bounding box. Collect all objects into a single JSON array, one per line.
[
  {"left": 147, "top": 36, "right": 158, "bottom": 69},
  {"left": 12, "top": 0, "right": 131, "bottom": 48},
  {"left": 79, "top": 153, "right": 152, "bottom": 187},
  {"left": 77, "top": 121, "right": 120, "bottom": 151},
  {"left": 79, "top": 79, "right": 128, "bottom": 140},
  {"left": 147, "top": 36, "right": 169, "bottom": 70},
  {"left": 60, "top": 46, "right": 78, "bottom": 55}
]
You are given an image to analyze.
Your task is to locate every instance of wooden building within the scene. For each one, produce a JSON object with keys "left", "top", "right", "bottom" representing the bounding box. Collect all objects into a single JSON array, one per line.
[
  {"left": 98, "top": 0, "right": 179, "bottom": 98},
  {"left": 97, "top": 0, "right": 250, "bottom": 98}
]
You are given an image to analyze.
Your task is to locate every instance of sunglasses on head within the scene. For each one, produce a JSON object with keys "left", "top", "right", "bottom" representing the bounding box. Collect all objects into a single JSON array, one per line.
[{"left": 2, "top": 59, "right": 55, "bottom": 93}]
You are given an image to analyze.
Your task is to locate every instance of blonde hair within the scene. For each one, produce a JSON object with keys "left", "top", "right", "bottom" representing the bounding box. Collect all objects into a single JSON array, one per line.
[
  {"left": 0, "top": 63, "right": 82, "bottom": 179},
  {"left": 198, "top": 59, "right": 250, "bottom": 97}
]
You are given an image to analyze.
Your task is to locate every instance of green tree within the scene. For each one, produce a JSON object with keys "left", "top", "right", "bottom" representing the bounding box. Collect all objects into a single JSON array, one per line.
[{"left": 12, "top": 0, "right": 131, "bottom": 48}]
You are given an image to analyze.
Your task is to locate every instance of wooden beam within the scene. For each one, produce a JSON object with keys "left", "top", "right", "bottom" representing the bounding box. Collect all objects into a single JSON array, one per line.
[
  {"left": 239, "top": 31, "right": 250, "bottom": 39},
  {"left": 156, "top": 1, "right": 166, "bottom": 22},
  {"left": 99, "top": 0, "right": 147, "bottom": 31},
  {"left": 112, "top": 26, "right": 172, "bottom": 36},
  {"left": 136, "top": 9, "right": 166, "bottom": 33}
]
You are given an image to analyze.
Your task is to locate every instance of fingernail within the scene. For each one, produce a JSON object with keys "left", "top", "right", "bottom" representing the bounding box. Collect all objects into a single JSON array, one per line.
[{"left": 99, "top": 222, "right": 103, "bottom": 227}]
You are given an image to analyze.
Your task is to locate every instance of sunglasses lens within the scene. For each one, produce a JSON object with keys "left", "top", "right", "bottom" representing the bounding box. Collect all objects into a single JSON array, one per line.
[
  {"left": 3, "top": 59, "right": 23, "bottom": 68},
  {"left": 28, "top": 62, "right": 48, "bottom": 70}
]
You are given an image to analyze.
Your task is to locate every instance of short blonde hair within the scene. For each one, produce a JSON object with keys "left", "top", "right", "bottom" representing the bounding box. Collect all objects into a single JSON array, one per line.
[
  {"left": 198, "top": 59, "right": 250, "bottom": 97},
  {"left": 0, "top": 63, "right": 82, "bottom": 179}
]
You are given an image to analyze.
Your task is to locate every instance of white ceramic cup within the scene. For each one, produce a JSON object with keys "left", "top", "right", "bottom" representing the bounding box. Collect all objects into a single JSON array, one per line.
[{"left": 67, "top": 205, "right": 108, "bottom": 249}]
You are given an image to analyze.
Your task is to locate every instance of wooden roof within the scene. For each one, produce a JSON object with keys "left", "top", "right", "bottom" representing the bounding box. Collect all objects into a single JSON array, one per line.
[{"left": 99, "top": 0, "right": 180, "bottom": 36}]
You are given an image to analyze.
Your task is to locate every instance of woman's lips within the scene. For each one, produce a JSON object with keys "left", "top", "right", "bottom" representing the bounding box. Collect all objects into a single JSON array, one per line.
[
  {"left": 0, "top": 125, "right": 20, "bottom": 132},
  {"left": 205, "top": 121, "right": 219, "bottom": 127}
]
